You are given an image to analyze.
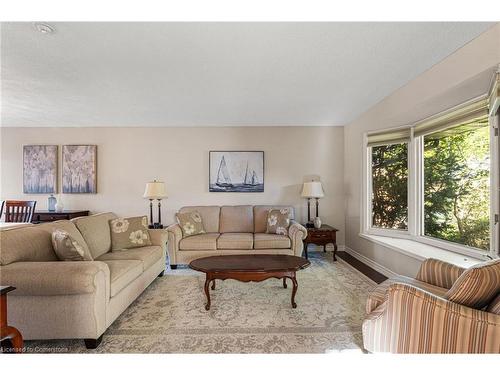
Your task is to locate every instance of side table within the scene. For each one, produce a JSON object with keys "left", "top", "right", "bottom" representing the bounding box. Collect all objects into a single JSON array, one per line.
[
  {"left": 0, "top": 286, "right": 23, "bottom": 353},
  {"left": 303, "top": 224, "right": 339, "bottom": 261}
]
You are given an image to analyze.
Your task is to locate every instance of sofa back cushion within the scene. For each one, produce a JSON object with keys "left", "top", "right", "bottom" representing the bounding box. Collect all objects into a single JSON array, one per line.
[
  {"left": 220, "top": 205, "right": 253, "bottom": 233},
  {"left": 254, "top": 205, "right": 295, "bottom": 233},
  {"left": 445, "top": 259, "right": 500, "bottom": 309},
  {"left": 72, "top": 212, "right": 117, "bottom": 258},
  {"left": 0, "top": 225, "right": 58, "bottom": 265},
  {"left": 179, "top": 206, "right": 220, "bottom": 233}
]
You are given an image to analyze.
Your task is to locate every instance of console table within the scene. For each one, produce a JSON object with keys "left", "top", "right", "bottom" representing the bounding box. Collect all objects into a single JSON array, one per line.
[
  {"left": 32, "top": 210, "right": 89, "bottom": 224},
  {"left": 0, "top": 286, "right": 23, "bottom": 353},
  {"left": 303, "top": 224, "right": 338, "bottom": 261}
]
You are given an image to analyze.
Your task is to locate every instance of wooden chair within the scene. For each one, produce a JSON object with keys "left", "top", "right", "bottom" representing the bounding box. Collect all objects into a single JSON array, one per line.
[{"left": 3, "top": 200, "right": 37, "bottom": 223}]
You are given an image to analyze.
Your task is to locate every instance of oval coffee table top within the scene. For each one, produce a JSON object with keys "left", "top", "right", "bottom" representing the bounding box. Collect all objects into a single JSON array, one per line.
[{"left": 189, "top": 254, "right": 310, "bottom": 273}]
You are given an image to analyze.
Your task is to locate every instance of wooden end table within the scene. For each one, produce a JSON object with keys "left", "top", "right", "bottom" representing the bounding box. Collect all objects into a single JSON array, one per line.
[
  {"left": 0, "top": 286, "right": 23, "bottom": 353},
  {"left": 189, "top": 255, "right": 310, "bottom": 310},
  {"left": 303, "top": 224, "right": 339, "bottom": 261}
]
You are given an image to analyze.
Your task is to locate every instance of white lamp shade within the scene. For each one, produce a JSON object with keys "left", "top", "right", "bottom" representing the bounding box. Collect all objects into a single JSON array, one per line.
[
  {"left": 301, "top": 181, "right": 324, "bottom": 198},
  {"left": 143, "top": 181, "right": 167, "bottom": 199}
]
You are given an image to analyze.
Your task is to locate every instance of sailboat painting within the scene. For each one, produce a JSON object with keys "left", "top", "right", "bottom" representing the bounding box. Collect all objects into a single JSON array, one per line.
[{"left": 209, "top": 151, "right": 264, "bottom": 192}]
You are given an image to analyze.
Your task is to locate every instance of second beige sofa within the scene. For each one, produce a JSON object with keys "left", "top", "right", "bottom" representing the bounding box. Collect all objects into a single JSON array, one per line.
[{"left": 166, "top": 205, "right": 307, "bottom": 268}]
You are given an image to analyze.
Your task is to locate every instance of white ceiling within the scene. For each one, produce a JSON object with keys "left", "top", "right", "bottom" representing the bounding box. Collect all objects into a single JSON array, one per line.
[{"left": 0, "top": 22, "right": 495, "bottom": 127}]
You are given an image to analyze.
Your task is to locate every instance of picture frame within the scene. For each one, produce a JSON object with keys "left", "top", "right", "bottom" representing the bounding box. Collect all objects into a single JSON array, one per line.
[
  {"left": 209, "top": 151, "right": 264, "bottom": 192},
  {"left": 23, "top": 145, "right": 58, "bottom": 194},
  {"left": 62, "top": 145, "right": 97, "bottom": 194}
]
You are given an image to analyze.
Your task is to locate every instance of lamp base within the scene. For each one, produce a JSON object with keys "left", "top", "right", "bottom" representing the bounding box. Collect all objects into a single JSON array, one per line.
[
  {"left": 150, "top": 223, "right": 164, "bottom": 229},
  {"left": 305, "top": 221, "right": 315, "bottom": 228}
]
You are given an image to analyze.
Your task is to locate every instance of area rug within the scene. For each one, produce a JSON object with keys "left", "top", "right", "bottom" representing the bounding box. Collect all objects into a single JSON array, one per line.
[{"left": 25, "top": 251, "right": 376, "bottom": 353}]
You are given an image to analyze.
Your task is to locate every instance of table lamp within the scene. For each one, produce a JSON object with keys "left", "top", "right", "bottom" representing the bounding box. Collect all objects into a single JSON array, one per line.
[
  {"left": 143, "top": 180, "right": 167, "bottom": 229},
  {"left": 301, "top": 181, "right": 324, "bottom": 228}
]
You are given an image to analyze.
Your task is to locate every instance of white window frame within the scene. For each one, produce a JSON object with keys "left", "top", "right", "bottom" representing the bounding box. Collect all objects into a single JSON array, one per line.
[{"left": 362, "top": 94, "right": 499, "bottom": 259}]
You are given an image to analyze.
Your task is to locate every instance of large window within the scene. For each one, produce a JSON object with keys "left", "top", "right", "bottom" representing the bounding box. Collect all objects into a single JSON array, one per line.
[
  {"left": 423, "top": 117, "right": 490, "bottom": 250},
  {"left": 363, "top": 90, "right": 499, "bottom": 257}
]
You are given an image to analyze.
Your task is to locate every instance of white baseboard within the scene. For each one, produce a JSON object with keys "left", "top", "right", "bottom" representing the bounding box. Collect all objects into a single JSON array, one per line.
[{"left": 343, "top": 246, "right": 398, "bottom": 278}]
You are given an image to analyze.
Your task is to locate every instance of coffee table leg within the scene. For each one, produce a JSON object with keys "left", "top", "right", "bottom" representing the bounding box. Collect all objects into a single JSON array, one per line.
[
  {"left": 291, "top": 275, "right": 298, "bottom": 308},
  {"left": 211, "top": 279, "right": 216, "bottom": 290},
  {"left": 204, "top": 275, "right": 212, "bottom": 311},
  {"left": 283, "top": 278, "right": 287, "bottom": 289}
]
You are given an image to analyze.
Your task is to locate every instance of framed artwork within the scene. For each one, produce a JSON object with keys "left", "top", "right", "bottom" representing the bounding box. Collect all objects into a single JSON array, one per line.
[
  {"left": 62, "top": 145, "right": 97, "bottom": 193},
  {"left": 23, "top": 145, "right": 58, "bottom": 194},
  {"left": 209, "top": 151, "right": 264, "bottom": 192}
]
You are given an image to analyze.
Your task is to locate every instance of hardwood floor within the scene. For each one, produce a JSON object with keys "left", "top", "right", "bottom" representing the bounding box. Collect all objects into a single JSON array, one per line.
[{"left": 336, "top": 251, "right": 387, "bottom": 284}]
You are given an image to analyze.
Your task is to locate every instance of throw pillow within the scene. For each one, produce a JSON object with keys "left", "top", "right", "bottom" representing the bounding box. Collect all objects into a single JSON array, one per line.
[
  {"left": 52, "top": 229, "right": 93, "bottom": 261},
  {"left": 110, "top": 216, "right": 152, "bottom": 251},
  {"left": 486, "top": 294, "right": 500, "bottom": 315},
  {"left": 266, "top": 208, "right": 291, "bottom": 236},
  {"left": 176, "top": 211, "right": 206, "bottom": 237},
  {"left": 444, "top": 259, "right": 500, "bottom": 309}
]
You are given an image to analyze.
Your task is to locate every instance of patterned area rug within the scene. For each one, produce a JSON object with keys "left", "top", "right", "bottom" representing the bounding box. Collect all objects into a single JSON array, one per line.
[{"left": 25, "top": 251, "right": 376, "bottom": 353}]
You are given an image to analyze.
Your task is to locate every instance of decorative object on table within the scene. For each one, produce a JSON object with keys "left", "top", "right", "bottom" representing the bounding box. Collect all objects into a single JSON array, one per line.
[
  {"left": 23, "top": 145, "right": 58, "bottom": 194},
  {"left": 62, "top": 145, "right": 97, "bottom": 193},
  {"left": 0, "top": 286, "right": 23, "bottom": 353},
  {"left": 189, "top": 254, "right": 310, "bottom": 310},
  {"left": 48, "top": 194, "right": 56, "bottom": 212},
  {"left": 3, "top": 200, "right": 37, "bottom": 223},
  {"left": 51, "top": 229, "right": 93, "bottom": 261},
  {"left": 109, "top": 216, "right": 152, "bottom": 251},
  {"left": 265, "top": 208, "right": 291, "bottom": 235},
  {"left": 302, "top": 224, "right": 338, "bottom": 261},
  {"left": 55, "top": 196, "right": 64, "bottom": 212},
  {"left": 209, "top": 151, "right": 264, "bottom": 192},
  {"left": 176, "top": 211, "right": 206, "bottom": 237},
  {"left": 313, "top": 216, "right": 322, "bottom": 229},
  {"left": 31, "top": 210, "right": 89, "bottom": 224},
  {"left": 300, "top": 181, "right": 324, "bottom": 228},
  {"left": 143, "top": 180, "right": 167, "bottom": 229}
]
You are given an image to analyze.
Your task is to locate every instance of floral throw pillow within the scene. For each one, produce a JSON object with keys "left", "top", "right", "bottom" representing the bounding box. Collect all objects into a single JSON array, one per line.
[
  {"left": 266, "top": 208, "right": 291, "bottom": 236},
  {"left": 176, "top": 211, "right": 206, "bottom": 238},
  {"left": 109, "top": 216, "right": 152, "bottom": 251},
  {"left": 52, "top": 229, "right": 93, "bottom": 261}
]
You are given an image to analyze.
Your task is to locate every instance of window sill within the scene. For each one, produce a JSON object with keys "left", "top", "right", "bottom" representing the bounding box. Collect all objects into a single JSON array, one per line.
[{"left": 358, "top": 233, "right": 485, "bottom": 268}]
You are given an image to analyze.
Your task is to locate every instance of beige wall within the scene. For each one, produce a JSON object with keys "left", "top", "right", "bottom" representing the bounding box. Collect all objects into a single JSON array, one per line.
[
  {"left": 0, "top": 126, "right": 345, "bottom": 244},
  {"left": 344, "top": 24, "right": 500, "bottom": 277}
]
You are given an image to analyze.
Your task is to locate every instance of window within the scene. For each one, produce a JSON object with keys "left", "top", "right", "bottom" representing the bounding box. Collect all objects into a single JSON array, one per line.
[
  {"left": 423, "top": 117, "right": 490, "bottom": 250},
  {"left": 371, "top": 143, "right": 408, "bottom": 230},
  {"left": 363, "top": 85, "right": 499, "bottom": 257}
]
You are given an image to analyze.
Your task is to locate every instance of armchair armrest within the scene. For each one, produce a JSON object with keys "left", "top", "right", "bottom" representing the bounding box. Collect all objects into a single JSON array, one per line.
[
  {"left": 415, "top": 258, "right": 465, "bottom": 289},
  {"left": 289, "top": 220, "right": 307, "bottom": 257},
  {"left": 0, "top": 261, "right": 110, "bottom": 297},
  {"left": 148, "top": 228, "right": 168, "bottom": 253},
  {"left": 166, "top": 223, "right": 183, "bottom": 265},
  {"left": 363, "top": 283, "right": 500, "bottom": 353}
]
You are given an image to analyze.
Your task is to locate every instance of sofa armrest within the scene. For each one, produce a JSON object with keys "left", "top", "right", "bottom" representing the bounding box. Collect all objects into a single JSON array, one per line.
[
  {"left": 148, "top": 228, "right": 168, "bottom": 253},
  {"left": 289, "top": 221, "right": 307, "bottom": 257},
  {"left": 415, "top": 258, "right": 465, "bottom": 289},
  {"left": 166, "top": 223, "right": 183, "bottom": 265},
  {"left": 0, "top": 261, "right": 110, "bottom": 297},
  {"left": 363, "top": 283, "right": 500, "bottom": 353}
]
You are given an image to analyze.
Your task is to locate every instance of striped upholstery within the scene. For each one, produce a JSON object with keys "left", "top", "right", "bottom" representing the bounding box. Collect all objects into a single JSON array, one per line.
[
  {"left": 363, "top": 283, "right": 500, "bottom": 353},
  {"left": 487, "top": 294, "right": 500, "bottom": 315},
  {"left": 445, "top": 259, "right": 500, "bottom": 309},
  {"left": 366, "top": 275, "right": 448, "bottom": 314},
  {"left": 416, "top": 258, "right": 465, "bottom": 289}
]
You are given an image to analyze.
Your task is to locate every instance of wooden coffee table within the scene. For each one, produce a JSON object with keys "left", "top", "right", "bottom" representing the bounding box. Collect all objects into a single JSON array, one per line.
[{"left": 189, "top": 254, "right": 310, "bottom": 310}]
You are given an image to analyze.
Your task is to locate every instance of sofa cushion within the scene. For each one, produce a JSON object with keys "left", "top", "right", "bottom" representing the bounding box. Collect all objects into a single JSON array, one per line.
[
  {"left": 253, "top": 233, "right": 291, "bottom": 249},
  {"left": 445, "top": 259, "right": 500, "bottom": 309},
  {"left": 110, "top": 216, "right": 152, "bottom": 250},
  {"left": 254, "top": 205, "right": 295, "bottom": 233},
  {"left": 102, "top": 260, "right": 143, "bottom": 297},
  {"left": 266, "top": 208, "right": 292, "bottom": 235},
  {"left": 176, "top": 211, "right": 206, "bottom": 238},
  {"left": 178, "top": 206, "right": 220, "bottom": 233},
  {"left": 220, "top": 206, "right": 253, "bottom": 233},
  {"left": 179, "top": 233, "right": 220, "bottom": 251},
  {"left": 366, "top": 275, "right": 449, "bottom": 314},
  {"left": 72, "top": 213, "right": 117, "bottom": 258},
  {"left": 96, "top": 245, "right": 163, "bottom": 271},
  {"left": 0, "top": 226, "right": 57, "bottom": 265},
  {"left": 51, "top": 229, "right": 93, "bottom": 261},
  {"left": 217, "top": 233, "right": 253, "bottom": 250},
  {"left": 487, "top": 293, "right": 500, "bottom": 315}
]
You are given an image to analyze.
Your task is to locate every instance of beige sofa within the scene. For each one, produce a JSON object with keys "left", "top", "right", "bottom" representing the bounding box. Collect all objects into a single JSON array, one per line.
[
  {"left": 166, "top": 205, "right": 307, "bottom": 268},
  {"left": 0, "top": 212, "right": 167, "bottom": 349}
]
